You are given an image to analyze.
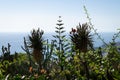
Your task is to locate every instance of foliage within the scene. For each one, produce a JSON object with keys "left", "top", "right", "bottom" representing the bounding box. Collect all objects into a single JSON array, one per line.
[
  {"left": 52, "top": 16, "right": 70, "bottom": 72},
  {"left": 28, "top": 28, "right": 44, "bottom": 70},
  {"left": 70, "top": 23, "right": 93, "bottom": 53},
  {"left": 0, "top": 14, "right": 120, "bottom": 79},
  {"left": 42, "top": 39, "right": 54, "bottom": 72},
  {"left": 21, "top": 37, "right": 32, "bottom": 66}
]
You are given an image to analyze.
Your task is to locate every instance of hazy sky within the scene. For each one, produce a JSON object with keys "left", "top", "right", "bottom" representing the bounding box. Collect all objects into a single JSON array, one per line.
[{"left": 0, "top": 0, "right": 120, "bottom": 32}]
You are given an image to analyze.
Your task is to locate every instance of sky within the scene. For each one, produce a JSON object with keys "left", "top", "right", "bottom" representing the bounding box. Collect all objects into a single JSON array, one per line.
[{"left": 0, "top": 0, "right": 120, "bottom": 32}]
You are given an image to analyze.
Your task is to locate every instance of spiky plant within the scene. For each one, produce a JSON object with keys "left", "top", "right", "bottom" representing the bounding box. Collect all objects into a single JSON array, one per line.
[
  {"left": 53, "top": 16, "right": 70, "bottom": 71},
  {"left": 70, "top": 23, "right": 93, "bottom": 53},
  {"left": 53, "top": 16, "right": 66, "bottom": 53},
  {"left": 43, "top": 39, "right": 54, "bottom": 71},
  {"left": 70, "top": 23, "right": 93, "bottom": 80},
  {"left": 28, "top": 28, "right": 44, "bottom": 70},
  {"left": 21, "top": 37, "right": 32, "bottom": 66}
]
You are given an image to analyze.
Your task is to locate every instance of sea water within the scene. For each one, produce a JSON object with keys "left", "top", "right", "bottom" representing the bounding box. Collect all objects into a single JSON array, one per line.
[{"left": 0, "top": 32, "right": 119, "bottom": 54}]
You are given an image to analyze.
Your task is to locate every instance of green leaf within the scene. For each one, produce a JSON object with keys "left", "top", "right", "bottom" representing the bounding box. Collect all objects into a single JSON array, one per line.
[
  {"left": 55, "top": 30, "right": 60, "bottom": 33},
  {"left": 60, "top": 27, "right": 64, "bottom": 30},
  {"left": 61, "top": 30, "right": 65, "bottom": 33}
]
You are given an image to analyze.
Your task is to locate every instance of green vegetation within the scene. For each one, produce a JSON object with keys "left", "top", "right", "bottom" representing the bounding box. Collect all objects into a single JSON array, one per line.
[{"left": 0, "top": 8, "right": 120, "bottom": 80}]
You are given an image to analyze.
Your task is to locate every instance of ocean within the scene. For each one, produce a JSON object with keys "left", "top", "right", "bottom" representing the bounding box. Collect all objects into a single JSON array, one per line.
[{"left": 0, "top": 32, "right": 119, "bottom": 54}]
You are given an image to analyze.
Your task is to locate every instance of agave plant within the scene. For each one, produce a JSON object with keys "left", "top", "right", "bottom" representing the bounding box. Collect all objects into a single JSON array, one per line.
[
  {"left": 28, "top": 28, "right": 44, "bottom": 70},
  {"left": 70, "top": 23, "right": 93, "bottom": 53}
]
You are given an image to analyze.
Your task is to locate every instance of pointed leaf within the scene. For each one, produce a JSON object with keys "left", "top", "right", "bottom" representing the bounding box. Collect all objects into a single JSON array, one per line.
[
  {"left": 55, "top": 30, "right": 60, "bottom": 33},
  {"left": 61, "top": 30, "right": 65, "bottom": 33}
]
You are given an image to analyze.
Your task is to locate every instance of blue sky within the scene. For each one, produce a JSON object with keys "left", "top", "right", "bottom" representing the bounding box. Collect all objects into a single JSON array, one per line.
[{"left": 0, "top": 0, "right": 120, "bottom": 32}]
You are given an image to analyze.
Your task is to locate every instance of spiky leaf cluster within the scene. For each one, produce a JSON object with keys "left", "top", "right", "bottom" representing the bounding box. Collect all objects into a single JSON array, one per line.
[
  {"left": 70, "top": 23, "right": 93, "bottom": 52},
  {"left": 28, "top": 28, "right": 44, "bottom": 50},
  {"left": 27, "top": 28, "right": 44, "bottom": 69}
]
